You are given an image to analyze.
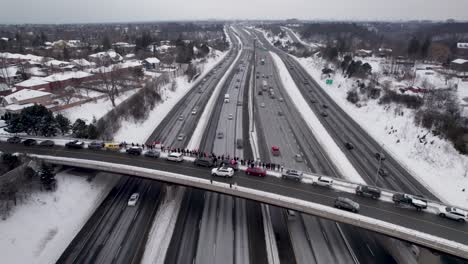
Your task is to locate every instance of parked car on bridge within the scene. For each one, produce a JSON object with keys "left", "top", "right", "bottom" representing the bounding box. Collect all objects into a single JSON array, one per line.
[
  {"left": 128, "top": 193, "right": 139, "bottom": 206},
  {"left": 334, "top": 197, "right": 359, "bottom": 213},
  {"left": 356, "top": 185, "right": 381, "bottom": 199},
  {"left": 392, "top": 193, "right": 427, "bottom": 211},
  {"left": 23, "top": 139, "right": 37, "bottom": 146},
  {"left": 211, "top": 167, "right": 234, "bottom": 178},
  {"left": 294, "top": 154, "right": 303, "bottom": 162},
  {"left": 312, "top": 176, "right": 333, "bottom": 188},
  {"left": 167, "top": 152, "right": 183, "bottom": 162},
  {"left": 438, "top": 206, "right": 467, "bottom": 223},
  {"left": 144, "top": 149, "right": 161, "bottom": 158},
  {"left": 220, "top": 159, "right": 239, "bottom": 171},
  {"left": 126, "top": 146, "right": 142, "bottom": 155},
  {"left": 88, "top": 141, "right": 104, "bottom": 150},
  {"left": 7, "top": 136, "right": 21, "bottom": 144},
  {"left": 282, "top": 169, "right": 303, "bottom": 181},
  {"left": 39, "top": 140, "right": 55, "bottom": 147},
  {"left": 66, "top": 140, "right": 85, "bottom": 149},
  {"left": 194, "top": 157, "right": 214, "bottom": 167},
  {"left": 105, "top": 142, "right": 120, "bottom": 151},
  {"left": 246, "top": 166, "right": 266, "bottom": 177}
]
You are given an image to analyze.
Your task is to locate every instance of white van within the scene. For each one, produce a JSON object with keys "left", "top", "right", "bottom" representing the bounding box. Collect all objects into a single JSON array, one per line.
[
  {"left": 166, "top": 152, "right": 183, "bottom": 162},
  {"left": 312, "top": 176, "right": 333, "bottom": 188}
]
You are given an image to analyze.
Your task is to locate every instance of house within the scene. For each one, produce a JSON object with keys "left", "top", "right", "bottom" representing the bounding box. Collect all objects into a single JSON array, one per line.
[
  {"left": 71, "top": 59, "right": 95, "bottom": 69},
  {"left": 451, "top": 59, "right": 468, "bottom": 77},
  {"left": 143, "top": 57, "right": 160, "bottom": 70},
  {"left": 88, "top": 50, "right": 123, "bottom": 65},
  {"left": 15, "top": 77, "right": 50, "bottom": 91},
  {"left": 44, "top": 59, "right": 71, "bottom": 68},
  {"left": 1, "top": 89, "right": 52, "bottom": 109},
  {"left": 42, "top": 71, "right": 94, "bottom": 92},
  {"left": 355, "top": 49, "right": 373, "bottom": 57},
  {"left": 377, "top": 48, "right": 393, "bottom": 58}
]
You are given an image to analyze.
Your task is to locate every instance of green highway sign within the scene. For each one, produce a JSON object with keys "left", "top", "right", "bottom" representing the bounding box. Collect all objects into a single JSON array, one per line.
[{"left": 326, "top": 79, "right": 333, "bottom": 85}]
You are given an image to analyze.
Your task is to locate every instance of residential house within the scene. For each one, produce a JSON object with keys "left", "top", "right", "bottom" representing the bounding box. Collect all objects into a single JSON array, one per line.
[
  {"left": 1, "top": 89, "right": 53, "bottom": 113},
  {"left": 143, "top": 57, "right": 160, "bottom": 70},
  {"left": 451, "top": 59, "right": 468, "bottom": 77},
  {"left": 15, "top": 77, "right": 50, "bottom": 91},
  {"left": 0, "top": 66, "right": 23, "bottom": 85},
  {"left": 88, "top": 50, "right": 123, "bottom": 65},
  {"left": 355, "top": 49, "right": 373, "bottom": 57},
  {"left": 377, "top": 48, "right": 393, "bottom": 58}
]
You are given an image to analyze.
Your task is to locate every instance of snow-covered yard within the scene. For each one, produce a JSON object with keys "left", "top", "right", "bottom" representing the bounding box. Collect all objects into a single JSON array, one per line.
[
  {"left": 294, "top": 55, "right": 468, "bottom": 207},
  {"left": 0, "top": 170, "right": 120, "bottom": 264}
]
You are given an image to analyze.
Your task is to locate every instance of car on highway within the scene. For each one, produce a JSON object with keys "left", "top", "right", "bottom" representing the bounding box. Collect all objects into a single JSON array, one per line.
[
  {"left": 375, "top": 152, "right": 386, "bottom": 161},
  {"left": 322, "top": 104, "right": 328, "bottom": 109},
  {"left": 178, "top": 115, "right": 184, "bottom": 121},
  {"left": 282, "top": 169, "right": 303, "bottom": 181},
  {"left": 7, "top": 136, "right": 21, "bottom": 144},
  {"left": 312, "top": 176, "right": 333, "bottom": 188},
  {"left": 344, "top": 142, "right": 354, "bottom": 150},
  {"left": 194, "top": 157, "right": 214, "bottom": 167},
  {"left": 278, "top": 111, "right": 283, "bottom": 116},
  {"left": 177, "top": 133, "right": 185, "bottom": 141},
  {"left": 23, "top": 139, "right": 37, "bottom": 146},
  {"left": 294, "top": 154, "right": 303, "bottom": 162},
  {"left": 260, "top": 103, "right": 265, "bottom": 108},
  {"left": 271, "top": 146, "right": 280, "bottom": 156},
  {"left": 191, "top": 109, "right": 197, "bottom": 115},
  {"left": 334, "top": 197, "right": 359, "bottom": 213},
  {"left": 228, "top": 114, "right": 233, "bottom": 120},
  {"left": 304, "top": 80, "right": 309, "bottom": 85},
  {"left": 237, "top": 78, "right": 241, "bottom": 82},
  {"left": 217, "top": 131, "right": 224, "bottom": 139},
  {"left": 310, "top": 98, "right": 317, "bottom": 103},
  {"left": 65, "top": 140, "right": 85, "bottom": 149},
  {"left": 88, "top": 141, "right": 104, "bottom": 150},
  {"left": 392, "top": 193, "right": 427, "bottom": 211},
  {"left": 246, "top": 166, "right": 267, "bottom": 177},
  {"left": 39, "top": 140, "right": 55, "bottom": 147},
  {"left": 378, "top": 168, "right": 389, "bottom": 177},
  {"left": 211, "top": 167, "right": 234, "bottom": 178},
  {"left": 356, "top": 185, "right": 381, "bottom": 199},
  {"left": 128, "top": 193, "right": 139, "bottom": 206},
  {"left": 279, "top": 97, "right": 284, "bottom": 102},
  {"left": 438, "top": 206, "right": 467, "bottom": 223},
  {"left": 258, "top": 90, "right": 263, "bottom": 95},
  {"left": 235, "top": 85, "right": 239, "bottom": 89},
  {"left": 126, "top": 146, "right": 142, "bottom": 155},
  {"left": 321, "top": 111, "right": 328, "bottom": 117},
  {"left": 167, "top": 152, "right": 183, "bottom": 162},
  {"left": 237, "top": 101, "right": 242, "bottom": 106},
  {"left": 144, "top": 149, "right": 161, "bottom": 158}
]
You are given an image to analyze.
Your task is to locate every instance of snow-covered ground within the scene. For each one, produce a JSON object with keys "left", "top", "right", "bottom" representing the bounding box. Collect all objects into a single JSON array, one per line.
[
  {"left": 114, "top": 48, "right": 228, "bottom": 143},
  {"left": 294, "top": 55, "right": 468, "bottom": 207},
  {"left": 0, "top": 170, "right": 120, "bottom": 264},
  {"left": 58, "top": 88, "right": 139, "bottom": 123}
]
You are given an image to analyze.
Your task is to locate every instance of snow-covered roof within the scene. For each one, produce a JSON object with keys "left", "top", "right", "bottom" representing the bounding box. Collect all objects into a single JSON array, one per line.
[
  {"left": 42, "top": 71, "right": 93, "bottom": 82},
  {"left": 356, "top": 49, "right": 373, "bottom": 54},
  {"left": 113, "top": 42, "right": 136, "bottom": 48},
  {"left": 89, "top": 50, "right": 123, "bottom": 61},
  {"left": 0, "top": 66, "right": 20, "bottom": 78},
  {"left": 0, "top": 52, "right": 44, "bottom": 62},
  {"left": 144, "top": 57, "right": 160, "bottom": 64},
  {"left": 25, "top": 67, "right": 46, "bottom": 77},
  {"left": 44, "top": 60, "right": 70, "bottom": 67},
  {"left": 5, "top": 103, "right": 34, "bottom": 112},
  {"left": 452, "top": 59, "right": 468, "bottom": 64},
  {"left": 457, "top": 43, "right": 468, "bottom": 49},
  {"left": 4, "top": 89, "right": 51, "bottom": 104},
  {"left": 15, "top": 77, "right": 49, "bottom": 87},
  {"left": 71, "top": 58, "right": 94, "bottom": 67},
  {"left": 89, "top": 60, "right": 142, "bottom": 74},
  {"left": 124, "top": 53, "right": 135, "bottom": 59}
]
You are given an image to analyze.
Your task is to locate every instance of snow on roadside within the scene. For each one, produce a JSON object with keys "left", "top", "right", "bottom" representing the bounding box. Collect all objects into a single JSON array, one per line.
[
  {"left": 140, "top": 186, "right": 185, "bottom": 264},
  {"left": 0, "top": 170, "right": 120, "bottom": 264},
  {"left": 113, "top": 48, "right": 228, "bottom": 143},
  {"left": 294, "top": 55, "right": 468, "bottom": 207},
  {"left": 281, "top": 26, "right": 320, "bottom": 49},
  {"left": 59, "top": 89, "right": 139, "bottom": 123},
  {"left": 270, "top": 51, "right": 365, "bottom": 184}
]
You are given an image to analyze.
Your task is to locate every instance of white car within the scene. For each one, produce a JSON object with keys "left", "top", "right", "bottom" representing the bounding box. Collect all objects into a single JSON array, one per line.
[
  {"left": 128, "top": 193, "right": 139, "bottom": 206},
  {"left": 312, "top": 176, "right": 333, "bottom": 188},
  {"left": 439, "top": 206, "right": 467, "bottom": 223},
  {"left": 167, "top": 152, "right": 183, "bottom": 162},
  {"left": 228, "top": 114, "right": 233, "bottom": 120},
  {"left": 191, "top": 109, "right": 197, "bottom": 115},
  {"left": 178, "top": 115, "right": 184, "bottom": 121},
  {"left": 211, "top": 167, "right": 234, "bottom": 178},
  {"left": 260, "top": 103, "right": 265, "bottom": 108}
]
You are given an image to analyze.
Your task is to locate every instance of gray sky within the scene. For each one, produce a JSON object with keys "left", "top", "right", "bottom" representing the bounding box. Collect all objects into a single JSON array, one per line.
[{"left": 1, "top": 0, "right": 467, "bottom": 24}]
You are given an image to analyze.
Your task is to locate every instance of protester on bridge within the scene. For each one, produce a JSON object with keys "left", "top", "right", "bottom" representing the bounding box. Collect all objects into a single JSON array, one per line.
[{"left": 280, "top": 165, "right": 284, "bottom": 172}]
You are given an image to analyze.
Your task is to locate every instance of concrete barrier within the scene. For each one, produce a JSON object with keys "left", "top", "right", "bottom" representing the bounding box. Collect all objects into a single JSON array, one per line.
[{"left": 31, "top": 154, "right": 468, "bottom": 259}]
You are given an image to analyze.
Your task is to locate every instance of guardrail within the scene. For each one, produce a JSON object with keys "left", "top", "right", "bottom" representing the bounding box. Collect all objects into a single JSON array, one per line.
[{"left": 28, "top": 154, "right": 468, "bottom": 259}]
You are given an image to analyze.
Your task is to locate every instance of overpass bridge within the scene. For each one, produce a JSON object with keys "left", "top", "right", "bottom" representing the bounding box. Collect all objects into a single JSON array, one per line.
[{"left": 1, "top": 144, "right": 468, "bottom": 260}]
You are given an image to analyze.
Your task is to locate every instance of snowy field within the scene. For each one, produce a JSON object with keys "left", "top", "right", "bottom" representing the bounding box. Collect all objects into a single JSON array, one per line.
[
  {"left": 294, "top": 55, "right": 468, "bottom": 207},
  {"left": 114, "top": 48, "right": 228, "bottom": 143},
  {"left": 0, "top": 170, "right": 120, "bottom": 264},
  {"left": 58, "top": 88, "right": 140, "bottom": 123}
]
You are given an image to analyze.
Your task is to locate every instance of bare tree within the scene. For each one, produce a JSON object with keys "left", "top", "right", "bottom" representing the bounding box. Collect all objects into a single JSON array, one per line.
[
  {"left": 0, "top": 57, "right": 13, "bottom": 87},
  {"left": 96, "top": 65, "right": 129, "bottom": 107},
  {"left": 60, "top": 86, "right": 77, "bottom": 105}
]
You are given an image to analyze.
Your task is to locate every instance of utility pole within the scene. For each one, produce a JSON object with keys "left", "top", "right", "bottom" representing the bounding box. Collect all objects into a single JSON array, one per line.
[{"left": 374, "top": 143, "right": 385, "bottom": 187}]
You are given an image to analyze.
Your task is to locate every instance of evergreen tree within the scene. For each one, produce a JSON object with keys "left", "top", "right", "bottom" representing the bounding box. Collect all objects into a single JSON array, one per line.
[
  {"left": 102, "top": 35, "right": 111, "bottom": 50},
  {"left": 55, "top": 114, "right": 71, "bottom": 135},
  {"left": 72, "top": 119, "right": 88, "bottom": 138},
  {"left": 87, "top": 123, "right": 99, "bottom": 139},
  {"left": 420, "top": 37, "right": 432, "bottom": 59},
  {"left": 408, "top": 37, "right": 420, "bottom": 58},
  {"left": 39, "top": 164, "right": 56, "bottom": 191}
]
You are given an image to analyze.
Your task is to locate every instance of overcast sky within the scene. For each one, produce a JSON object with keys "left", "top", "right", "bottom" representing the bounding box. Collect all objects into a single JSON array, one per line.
[{"left": 1, "top": 0, "right": 467, "bottom": 24}]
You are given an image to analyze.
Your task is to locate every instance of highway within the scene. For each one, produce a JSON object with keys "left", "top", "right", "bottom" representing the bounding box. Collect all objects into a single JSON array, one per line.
[{"left": 57, "top": 27, "right": 243, "bottom": 264}]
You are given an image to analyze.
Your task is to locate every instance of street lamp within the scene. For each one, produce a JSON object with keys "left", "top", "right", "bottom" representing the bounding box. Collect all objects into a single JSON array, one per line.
[{"left": 374, "top": 143, "right": 385, "bottom": 187}]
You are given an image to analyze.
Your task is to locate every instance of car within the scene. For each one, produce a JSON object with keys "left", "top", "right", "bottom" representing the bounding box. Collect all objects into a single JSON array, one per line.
[
  {"left": 321, "top": 111, "right": 328, "bottom": 117},
  {"left": 144, "top": 149, "right": 161, "bottom": 158},
  {"left": 237, "top": 78, "right": 241, "bottom": 82},
  {"left": 344, "top": 142, "right": 354, "bottom": 150},
  {"left": 178, "top": 115, "right": 184, "bottom": 121},
  {"left": 235, "top": 85, "right": 239, "bottom": 89},
  {"left": 279, "top": 97, "right": 284, "bottom": 102},
  {"left": 392, "top": 193, "right": 428, "bottom": 211},
  {"left": 289, "top": 66, "right": 293, "bottom": 70},
  {"left": 312, "top": 176, "right": 333, "bottom": 187},
  {"left": 260, "top": 103, "right": 265, "bottom": 108},
  {"left": 104, "top": 142, "right": 120, "bottom": 151},
  {"left": 126, "top": 146, "right": 142, "bottom": 155},
  {"left": 228, "top": 114, "right": 233, "bottom": 120},
  {"left": 39, "top": 140, "right": 55, "bottom": 147},
  {"left": 167, "top": 152, "right": 183, "bottom": 162},
  {"left": 65, "top": 140, "right": 85, "bottom": 149},
  {"left": 217, "top": 131, "right": 224, "bottom": 139},
  {"left": 177, "top": 133, "right": 185, "bottom": 141},
  {"left": 23, "top": 139, "right": 37, "bottom": 146},
  {"left": 271, "top": 146, "right": 280, "bottom": 156},
  {"left": 246, "top": 166, "right": 267, "bottom": 177},
  {"left": 334, "top": 197, "right": 360, "bottom": 213},
  {"left": 322, "top": 104, "right": 328, "bottom": 109},
  {"left": 88, "top": 141, "right": 104, "bottom": 150},
  {"left": 191, "top": 109, "right": 197, "bottom": 115},
  {"left": 294, "top": 154, "right": 303, "bottom": 162},
  {"left": 256, "top": 75, "right": 259, "bottom": 79},
  {"left": 236, "top": 139, "right": 243, "bottom": 149},
  {"left": 237, "top": 101, "right": 242, "bottom": 106},
  {"left": 220, "top": 159, "right": 239, "bottom": 171},
  {"left": 128, "top": 193, "right": 139, "bottom": 206},
  {"left": 278, "top": 111, "right": 283, "bottom": 116},
  {"left": 310, "top": 98, "right": 317, "bottom": 103},
  {"left": 378, "top": 168, "right": 389, "bottom": 177},
  {"left": 198, "top": 89, "right": 203, "bottom": 93},
  {"left": 282, "top": 169, "right": 303, "bottom": 181},
  {"left": 194, "top": 157, "right": 214, "bottom": 167},
  {"left": 375, "top": 152, "right": 386, "bottom": 161},
  {"left": 356, "top": 185, "right": 381, "bottom": 199},
  {"left": 7, "top": 136, "right": 21, "bottom": 144},
  {"left": 258, "top": 91, "right": 263, "bottom": 95},
  {"left": 438, "top": 206, "right": 467, "bottom": 223},
  {"left": 211, "top": 167, "right": 234, "bottom": 177}
]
